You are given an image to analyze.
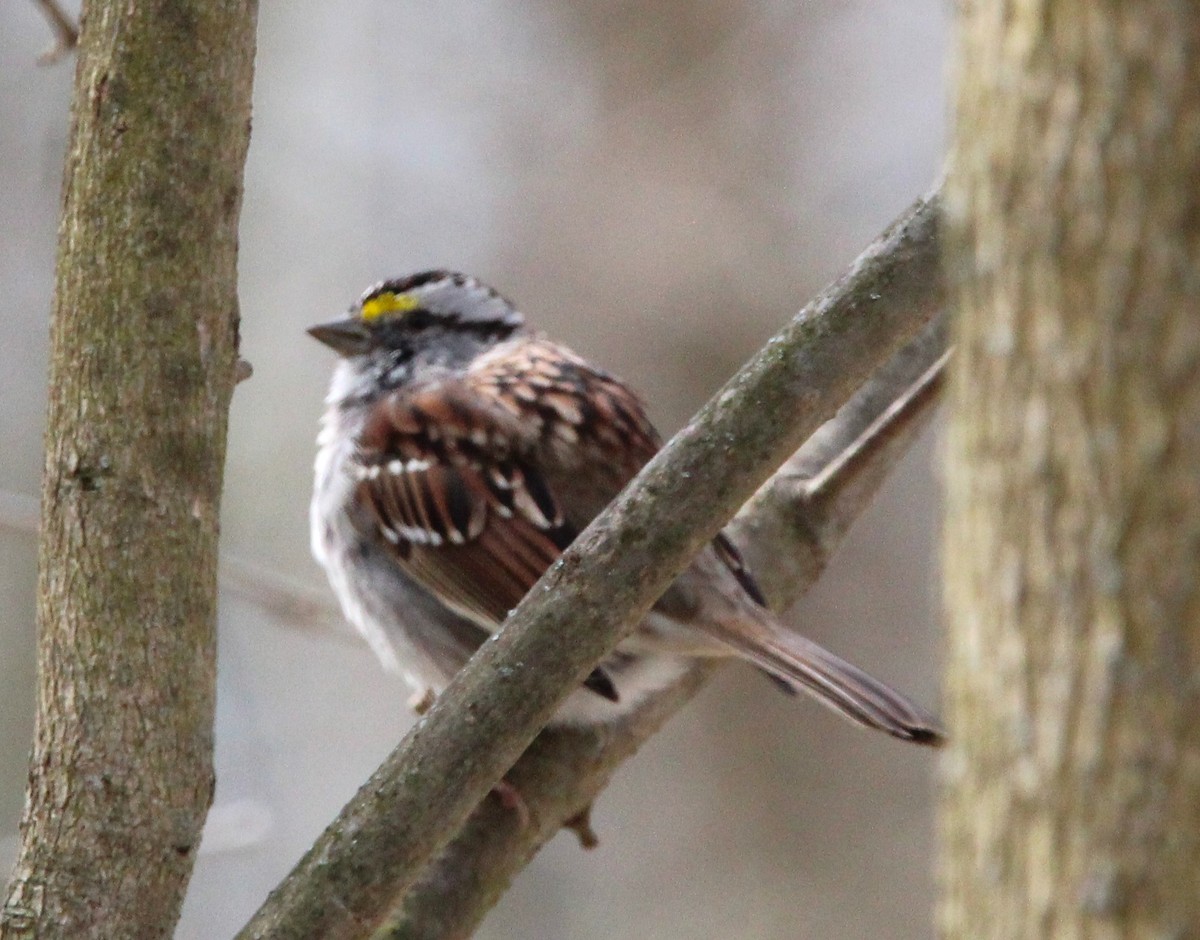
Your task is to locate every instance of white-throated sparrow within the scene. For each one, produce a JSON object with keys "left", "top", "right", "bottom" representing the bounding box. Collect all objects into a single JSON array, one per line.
[{"left": 310, "top": 271, "right": 942, "bottom": 744}]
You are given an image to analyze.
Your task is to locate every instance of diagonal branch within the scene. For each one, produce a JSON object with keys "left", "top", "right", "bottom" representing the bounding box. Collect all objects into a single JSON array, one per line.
[
  {"left": 734, "top": 316, "right": 948, "bottom": 605},
  {"left": 375, "top": 317, "right": 948, "bottom": 940},
  {"left": 236, "top": 188, "right": 944, "bottom": 940}
]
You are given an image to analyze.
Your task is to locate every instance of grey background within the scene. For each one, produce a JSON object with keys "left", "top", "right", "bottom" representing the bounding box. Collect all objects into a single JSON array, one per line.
[{"left": 1, "top": 3, "right": 948, "bottom": 937}]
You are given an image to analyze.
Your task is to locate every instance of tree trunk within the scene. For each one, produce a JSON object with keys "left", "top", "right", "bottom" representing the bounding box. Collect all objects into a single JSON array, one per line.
[
  {"left": 942, "top": 2, "right": 1200, "bottom": 937},
  {"left": 1, "top": 2, "right": 257, "bottom": 937}
]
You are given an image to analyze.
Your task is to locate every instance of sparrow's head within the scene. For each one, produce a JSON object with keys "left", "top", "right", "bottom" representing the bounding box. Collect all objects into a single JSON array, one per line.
[{"left": 308, "top": 270, "right": 524, "bottom": 358}]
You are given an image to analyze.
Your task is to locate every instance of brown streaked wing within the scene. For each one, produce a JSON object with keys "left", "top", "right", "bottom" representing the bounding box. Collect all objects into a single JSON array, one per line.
[
  {"left": 467, "top": 338, "right": 663, "bottom": 529},
  {"left": 467, "top": 338, "right": 661, "bottom": 468},
  {"left": 461, "top": 338, "right": 775, "bottom": 614},
  {"left": 353, "top": 378, "right": 577, "bottom": 630}
]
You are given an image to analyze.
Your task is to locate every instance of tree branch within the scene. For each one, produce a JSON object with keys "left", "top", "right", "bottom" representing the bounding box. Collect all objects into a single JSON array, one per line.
[
  {"left": 236, "top": 188, "right": 944, "bottom": 940},
  {"left": 735, "top": 314, "right": 948, "bottom": 604},
  {"left": 31, "top": 0, "right": 79, "bottom": 65},
  {"left": 217, "top": 556, "right": 352, "bottom": 638},
  {"left": 0, "top": 490, "right": 352, "bottom": 639},
  {"left": 1, "top": 2, "right": 257, "bottom": 937},
  {"left": 376, "top": 316, "right": 948, "bottom": 940}
]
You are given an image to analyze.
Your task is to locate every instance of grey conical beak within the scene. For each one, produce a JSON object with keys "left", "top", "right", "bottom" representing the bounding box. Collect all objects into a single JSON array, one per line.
[{"left": 307, "top": 318, "right": 372, "bottom": 356}]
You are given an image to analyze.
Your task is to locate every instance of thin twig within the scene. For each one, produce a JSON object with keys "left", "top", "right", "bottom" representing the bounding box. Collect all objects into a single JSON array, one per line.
[
  {"left": 217, "top": 559, "right": 351, "bottom": 638},
  {"left": 0, "top": 489, "right": 351, "bottom": 638},
  {"left": 32, "top": 0, "right": 79, "bottom": 65},
  {"left": 735, "top": 313, "right": 948, "bottom": 603},
  {"left": 805, "top": 351, "right": 948, "bottom": 498},
  {"left": 235, "top": 188, "right": 944, "bottom": 940},
  {"left": 776, "top": 314, "right": 947, "bottom": 484}
]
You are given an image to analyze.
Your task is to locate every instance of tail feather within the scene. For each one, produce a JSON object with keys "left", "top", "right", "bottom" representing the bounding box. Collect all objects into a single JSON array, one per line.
[{"left": 711, "top": 615, "right": 944, "bottom": 747}]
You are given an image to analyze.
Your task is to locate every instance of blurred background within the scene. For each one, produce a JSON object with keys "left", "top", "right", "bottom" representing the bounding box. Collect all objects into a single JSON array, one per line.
[{"left": 1, "top": 2, "right": 948, "bottom": 936}]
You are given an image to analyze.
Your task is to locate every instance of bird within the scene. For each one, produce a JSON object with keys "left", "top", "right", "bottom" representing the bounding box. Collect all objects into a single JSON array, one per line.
[{"left": 309, "top": 270, "right": 942, "bottom": 745}]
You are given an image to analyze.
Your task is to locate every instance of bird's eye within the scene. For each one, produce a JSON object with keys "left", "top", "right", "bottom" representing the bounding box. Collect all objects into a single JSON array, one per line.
[{"left": 361, "top": 291, "right": 421, "bottom": 323}]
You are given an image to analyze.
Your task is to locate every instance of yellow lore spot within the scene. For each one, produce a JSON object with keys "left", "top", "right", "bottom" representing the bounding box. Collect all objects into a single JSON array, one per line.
[{"left": 361, "top": 291, "right": 421, "bottom": 322}]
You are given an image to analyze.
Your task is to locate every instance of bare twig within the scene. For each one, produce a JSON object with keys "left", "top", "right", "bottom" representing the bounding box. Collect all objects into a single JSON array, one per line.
[
  {"left": 786, "top": 347, "right": 949, "bottom": 559},
  {"left": 1, "top": 488, "right": 351, "bottom": 638},
  {"left": 735, "top": 314, "right": 948, "bottom": 603},
  {"left": 32, "top": 0, "right": 79, "bottom": 65},
  {"left": 217, "top": 559, "right": 350, "bottom": 637},
  {"left": 805, "top": 349, "right": 947, "bottom": 500},
  {"left": 375, "top": 316, "right": 948, "bottom": 940},
  {"left": 236, "top": 188, "right": 944, "bottom": 940}
]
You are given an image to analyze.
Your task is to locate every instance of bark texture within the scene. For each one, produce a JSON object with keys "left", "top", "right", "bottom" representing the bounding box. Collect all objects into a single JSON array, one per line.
[
  {"left": 1, "top": 1, "right": 257, "bottom": 937},
  {"left": 942, "top": 3, "right": 1200, "bottom": 937}
]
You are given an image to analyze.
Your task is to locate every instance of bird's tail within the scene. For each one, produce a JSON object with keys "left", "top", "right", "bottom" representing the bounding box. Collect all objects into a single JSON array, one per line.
[{"left": 709, "top": 612, "right": 944, "bottom": 747}]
